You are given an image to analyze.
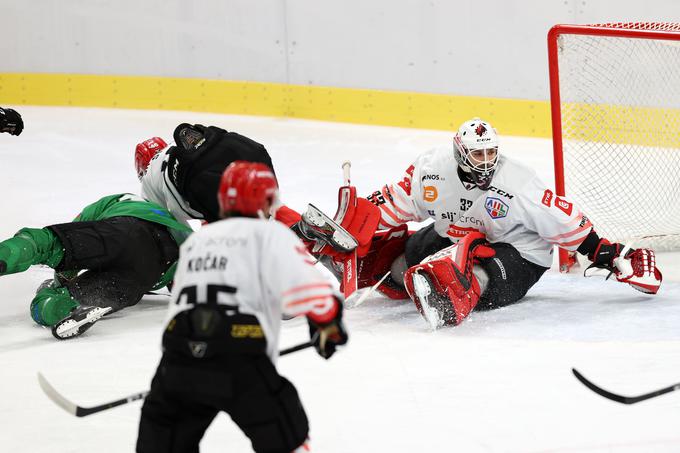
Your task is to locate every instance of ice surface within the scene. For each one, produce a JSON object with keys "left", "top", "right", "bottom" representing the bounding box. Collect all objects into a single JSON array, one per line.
[{"left": 1, "top": 107, "right": 679, "bottom": 452}]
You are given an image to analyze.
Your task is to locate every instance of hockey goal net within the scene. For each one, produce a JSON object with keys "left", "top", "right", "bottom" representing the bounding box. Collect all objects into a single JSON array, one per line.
[{"left": 548, "top": 23, "right": 680, "bottom": 272}]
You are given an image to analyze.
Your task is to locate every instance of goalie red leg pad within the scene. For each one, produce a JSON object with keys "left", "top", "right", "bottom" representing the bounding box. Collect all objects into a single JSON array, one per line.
[
  {"left": 403, "top": 232, "right": 493, "bottom": 326},
  {"left": 274, "top": 205, "right": 302, "bottom": 228},
  {"left": 355, "top": 225, "right": 411, "bottom": 299},
  {"left": 404, "top": 259, "right": 482, "bottom": 326}
]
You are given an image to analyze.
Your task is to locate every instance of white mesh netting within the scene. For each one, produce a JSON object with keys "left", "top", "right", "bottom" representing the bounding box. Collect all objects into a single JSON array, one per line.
[{"left": 556, "top": 23, "right": 680, "bottom": 250}]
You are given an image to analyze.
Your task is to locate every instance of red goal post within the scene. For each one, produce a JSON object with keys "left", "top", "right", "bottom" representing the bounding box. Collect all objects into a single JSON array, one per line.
[{"left": 548, "top": 23, "right": 680, "bottom": 272}]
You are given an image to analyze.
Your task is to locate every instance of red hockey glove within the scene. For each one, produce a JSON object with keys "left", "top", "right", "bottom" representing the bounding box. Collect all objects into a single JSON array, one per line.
[
  {"left": 307, "top": 299, "right": 348, "bottom": 359},
  {"left": 612, "top": 248, "right": 662, "bottom": 294},
  {"left": 587, "top": 238, "right": 662, "bottom": 294}
]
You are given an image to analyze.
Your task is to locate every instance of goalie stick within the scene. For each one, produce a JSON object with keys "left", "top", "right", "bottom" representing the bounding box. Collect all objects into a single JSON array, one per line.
[
  {"left": 572, "top": 368, "right": 680, "bottom": 404},
  {"left": 38, "top": 339, "right": 317, "bottom": 417},
  {"left": 339, "top": 161, "right": 359, "bottom": 298}
]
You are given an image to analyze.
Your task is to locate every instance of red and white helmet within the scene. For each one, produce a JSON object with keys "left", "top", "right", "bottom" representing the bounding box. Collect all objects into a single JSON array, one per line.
[
  {"left": 218, "top": 161, "right": 279, "bottom": 218},
  {"left": 453, "top": 118, "right": 499, "bottom": 190},
  {"left": 135, "top": 137, "right": 168, "bottom": 180}
]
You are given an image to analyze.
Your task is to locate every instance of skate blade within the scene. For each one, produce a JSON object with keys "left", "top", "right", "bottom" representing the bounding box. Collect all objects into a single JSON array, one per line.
[
  {"left": 52, "top": 307, "right": 113, "bottom": 340},
  {"left": 412, "top": 273, "right": 444, "bottom": 330}
]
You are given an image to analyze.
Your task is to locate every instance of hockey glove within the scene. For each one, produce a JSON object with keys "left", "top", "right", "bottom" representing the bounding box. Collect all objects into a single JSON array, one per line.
[
  {"left": 612, "top": 248, "right": 662, "bottom": 294},
  {"left": 307, "top": 300, "right": 348, "bottom": 359},
  {"left": 0, "top": 107, "right": 23, "bottom": 136},
  {"left": 587, "top": 238, "right": 662, "bottom": 294}
]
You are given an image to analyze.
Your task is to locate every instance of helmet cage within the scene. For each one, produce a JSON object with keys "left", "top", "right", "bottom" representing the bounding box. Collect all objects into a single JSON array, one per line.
[{"left": 453, "top": 119, "right": 499, "bottom": 190}]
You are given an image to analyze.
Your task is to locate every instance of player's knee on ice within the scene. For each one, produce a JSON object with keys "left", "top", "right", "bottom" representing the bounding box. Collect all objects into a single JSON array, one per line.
[
  {"left": 30, "top": 286, "right": 79, "bottom": 326},
  {"left": 474, "top": 243, "right": 548, "bottom": 310}
]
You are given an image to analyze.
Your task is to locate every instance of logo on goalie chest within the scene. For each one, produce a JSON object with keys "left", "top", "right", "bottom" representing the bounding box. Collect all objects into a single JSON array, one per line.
[{"left": 485, "top": 197, "right": 508, "bottom": 219}]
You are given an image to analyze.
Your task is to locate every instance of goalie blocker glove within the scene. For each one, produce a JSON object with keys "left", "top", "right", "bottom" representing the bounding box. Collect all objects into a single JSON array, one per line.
[
  {"left": 306, "top": 298, "right": 348, "bottom": 359},
  {"left": 578, "top": 230, "right": 662, "bottom": 294},
  {"left": 0, "top": 107, "right": 23, "bottom": 136}
]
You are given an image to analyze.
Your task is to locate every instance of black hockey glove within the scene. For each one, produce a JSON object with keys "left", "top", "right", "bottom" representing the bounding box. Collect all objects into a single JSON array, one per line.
[
  {"left": 307, "top": 301, "right": 348, "bottom": 360},
  {"left": 577, "top": 230, "right": 623, "bottom": 271},
  {"left": 0, "top": 107, "right": 23, "bottom": 136}
]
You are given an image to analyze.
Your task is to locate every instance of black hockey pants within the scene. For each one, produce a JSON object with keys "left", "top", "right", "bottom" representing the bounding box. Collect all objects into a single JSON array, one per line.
[
  {"left": 47, "top": 216, "right": 178, "bottom": 312},
  {"left": 405, "top": 223, "right": 549, "bottom": 309},
  {"left": 137, "top": 310, "right": 309, "bottom": 453}
]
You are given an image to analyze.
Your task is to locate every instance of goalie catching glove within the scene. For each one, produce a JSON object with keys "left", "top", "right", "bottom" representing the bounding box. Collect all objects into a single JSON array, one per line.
[
  {"left": 581, "top": 231, "right": 662, "bottom": 294},
  {"left": 306, "top": 298, "right": 348, "bottom": 359}
]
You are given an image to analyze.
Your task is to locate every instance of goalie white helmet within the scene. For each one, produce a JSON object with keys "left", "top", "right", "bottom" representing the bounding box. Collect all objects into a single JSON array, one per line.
[{"left": 453, "top": 118, "right": 499, "bottom": 190}]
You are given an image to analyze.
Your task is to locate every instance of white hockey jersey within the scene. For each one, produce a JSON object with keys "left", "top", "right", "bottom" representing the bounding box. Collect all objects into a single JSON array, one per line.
[
  {"left": 140, "top": 143, "right": 204, "bottom": 227},
  {"left": 370, "top": 146, "right": 593, "bottom": 268},
  {"left": 164, "top": 217, "right": 338, "bottom": 362}
]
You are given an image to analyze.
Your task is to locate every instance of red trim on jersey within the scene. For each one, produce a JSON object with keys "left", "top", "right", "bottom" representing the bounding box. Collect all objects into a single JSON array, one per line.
[
  {"left": 282, "top": 282, "right": 332, "bottom": 296},
  {"left": 379, "top": 203, "right": 402, "bottom": 226},
  {"left": 386, "top": 185, "right": 415, "bottom": 221},
  {"left": 546, "top": 220, "right": 593, "bottom": 242},
  {"left": 555, "top": 235, "right": 590, "bottom": 248},
  {"left": 285, "top": 294, "right": 335, "bottom": 308}
]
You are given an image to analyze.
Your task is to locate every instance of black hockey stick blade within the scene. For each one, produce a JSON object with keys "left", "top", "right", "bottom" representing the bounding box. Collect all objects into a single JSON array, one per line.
[
  {"left": 38, "top": 372, "right": 148, "bottom": 417},
  {"left": 572, "top": 368, "right": 680, "bottom": 404}
]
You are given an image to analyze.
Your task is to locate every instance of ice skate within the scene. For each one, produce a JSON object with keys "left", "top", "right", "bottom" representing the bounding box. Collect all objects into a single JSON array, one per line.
[{"left": 51, "top": 305, "right": 113, "bottom": 340}]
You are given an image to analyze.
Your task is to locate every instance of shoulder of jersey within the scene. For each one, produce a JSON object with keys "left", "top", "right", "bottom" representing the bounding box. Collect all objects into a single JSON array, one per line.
[{"left": 494, "top": 155, "right": 538, "bottom": 189}]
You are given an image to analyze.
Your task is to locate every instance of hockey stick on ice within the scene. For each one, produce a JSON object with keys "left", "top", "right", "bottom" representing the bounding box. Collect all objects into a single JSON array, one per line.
[
  {"left": 38, "top": 339, "right": 316, "bottom": 417},
  {"left": 37, "top": 372, "right": 149, "bottom": 417},
  {"left": 345, "top": 271, "right": 390, "bottom": 309},
  {"left": 572, "top": 368, "right": 680, "bottom": 404}
]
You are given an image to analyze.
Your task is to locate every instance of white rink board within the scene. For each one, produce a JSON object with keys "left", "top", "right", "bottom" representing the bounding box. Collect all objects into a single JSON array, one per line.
[{"left": 1, "top": 107, "right": 679, "bottom": 452}]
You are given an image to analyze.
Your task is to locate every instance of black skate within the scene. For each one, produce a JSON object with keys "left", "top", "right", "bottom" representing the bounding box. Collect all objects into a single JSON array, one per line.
[
  {"left": 297, "top": 204, "right": 358, "bottom": 254},
  {"left": 51, "top": 306, "right": 113, "bottom": 340}
]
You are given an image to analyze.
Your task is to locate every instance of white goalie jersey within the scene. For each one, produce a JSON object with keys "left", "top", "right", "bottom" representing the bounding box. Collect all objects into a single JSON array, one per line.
[
  {"left": 164, "top": 217, "right": 338, "bottom": 362},
  {"left": 370, "top": 147, "right": 593, "bottom": 268},
  {"left": 140, "top": 143, "right": 204, "bottom": 227}
]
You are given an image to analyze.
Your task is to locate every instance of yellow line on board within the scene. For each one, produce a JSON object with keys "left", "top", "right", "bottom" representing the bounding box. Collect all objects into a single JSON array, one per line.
[{"left": 0, "top": 72, "right": 551, "bottom": 138}]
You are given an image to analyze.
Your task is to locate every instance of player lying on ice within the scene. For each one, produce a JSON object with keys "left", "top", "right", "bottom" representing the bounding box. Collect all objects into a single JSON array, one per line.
[
  {"left": 0, "top": 193, "right": 192, "bottom": 339},
  {"left": 291, "top": 118, "right": 663, "bottom": 329},
  {"left": 136, "top": 122, "right": 300, "bottom": 229}
]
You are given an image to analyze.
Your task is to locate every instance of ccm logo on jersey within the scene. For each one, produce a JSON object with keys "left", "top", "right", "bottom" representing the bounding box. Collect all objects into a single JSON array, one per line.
[
  {"left": 423, "top": 186, "right": 438, "bottom": 202},
  {"left": 488, "top": 186, "right": 514, "bottom": 199},
  {"left": 485, "top": 197, "right": 508, "bottom": 219}
]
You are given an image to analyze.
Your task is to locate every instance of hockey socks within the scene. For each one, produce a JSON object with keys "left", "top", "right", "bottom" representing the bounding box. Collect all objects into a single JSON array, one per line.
[
  {"left": 30, "top": 286, "right": 79, "bottom": 326},
  {"left": 0, "top": 227, "right": 64, "bottom": 275}
]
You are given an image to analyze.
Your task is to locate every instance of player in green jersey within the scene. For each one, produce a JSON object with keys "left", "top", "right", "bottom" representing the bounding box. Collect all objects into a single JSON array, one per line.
[{"left": 0, "top": 193, "right": 192, "bottom": 339}]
